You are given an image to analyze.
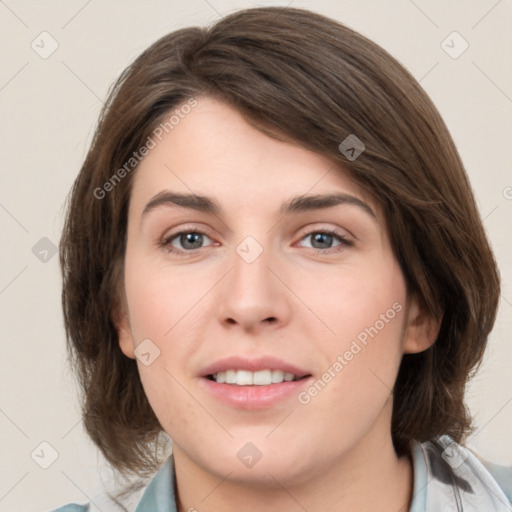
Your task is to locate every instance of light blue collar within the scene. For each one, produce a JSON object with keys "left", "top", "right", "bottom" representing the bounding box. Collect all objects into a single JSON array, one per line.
[
  {"left": 408, "top": 435, "right": 511, "bottom": 511},
  {"left": 135, "top": 454, "right": 177, "bottom": 512},
  {"left": 409, "top": 439, "right": 428, "bottom": 512}
]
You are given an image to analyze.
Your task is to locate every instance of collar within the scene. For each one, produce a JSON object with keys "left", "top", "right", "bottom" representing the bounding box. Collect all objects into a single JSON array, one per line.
[
  {"left": 134, "top": 453, "right": 177, "bottom": 512},
  {"left": 409, "top": 434, "right": 511, "bottom": 511}
]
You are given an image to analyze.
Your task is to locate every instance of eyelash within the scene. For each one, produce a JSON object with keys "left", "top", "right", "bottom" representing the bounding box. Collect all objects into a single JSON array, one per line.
[{"left": 159, "top": 226, "right": 354, "bottom": 255}]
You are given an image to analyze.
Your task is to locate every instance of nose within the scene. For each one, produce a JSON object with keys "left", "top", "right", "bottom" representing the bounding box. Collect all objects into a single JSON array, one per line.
[{"left": 216, "top": 240, "right": 291, "bottom": 333}]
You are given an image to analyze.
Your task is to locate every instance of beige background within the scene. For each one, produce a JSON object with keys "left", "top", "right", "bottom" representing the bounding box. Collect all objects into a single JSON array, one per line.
[{"left": 0, "top": 0, "right": 511, "bottom": 511}]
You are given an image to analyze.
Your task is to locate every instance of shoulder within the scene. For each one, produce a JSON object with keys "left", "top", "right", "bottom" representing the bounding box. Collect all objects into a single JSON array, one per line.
[
  {"left": 472, "top": 452, "right": 512, "bottom": 504},
  {"left": 47, "top": 455, "right": 176, "bottom": 512}
]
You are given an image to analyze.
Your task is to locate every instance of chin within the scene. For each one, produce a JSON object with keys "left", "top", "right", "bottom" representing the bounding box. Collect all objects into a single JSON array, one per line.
[{"left": 197, "top": 439, "right": 316, "bottom": 487}]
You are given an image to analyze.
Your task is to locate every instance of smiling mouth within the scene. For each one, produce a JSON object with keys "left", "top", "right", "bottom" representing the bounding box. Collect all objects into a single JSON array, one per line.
[{"left": 206, "top": 369, "right": 312, "bottom": 385}]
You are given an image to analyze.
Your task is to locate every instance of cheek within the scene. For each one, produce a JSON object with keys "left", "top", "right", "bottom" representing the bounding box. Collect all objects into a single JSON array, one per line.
[
  {"left": 297, "top": 252, "right": 406, "bottom": 344},
  {"left": 122, "top": 253, "right": 214, "bottom": 427},
  {"left": 138, "top": 359, "right": 201, "bottom": 433},
  {"left": 123, "top": 248, "right": 205, "bottom": 342},
  {"left": 300, "top": 256, "right": 407, "bottom": 396}
]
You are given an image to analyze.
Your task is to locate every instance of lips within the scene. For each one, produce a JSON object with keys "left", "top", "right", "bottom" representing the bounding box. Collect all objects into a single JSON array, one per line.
[{"left": 198, "top": 355, "right": 313, "bottom": 409}]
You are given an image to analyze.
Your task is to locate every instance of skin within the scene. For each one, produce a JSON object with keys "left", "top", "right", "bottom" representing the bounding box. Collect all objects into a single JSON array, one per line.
[{"left": 116, "top": 95, "right": 439, "bottom": 512}]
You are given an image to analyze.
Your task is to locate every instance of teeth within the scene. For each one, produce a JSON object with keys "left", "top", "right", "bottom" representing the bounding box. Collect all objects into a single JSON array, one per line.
[
  {"left": 237, "top": 370, "right": 253, "bottom": 385},
  {"left": 271, "top": 370, "right": 284, "bottom": 383},
  {"left": 212, "top": 369, "right": 300, "bottom": 385}
]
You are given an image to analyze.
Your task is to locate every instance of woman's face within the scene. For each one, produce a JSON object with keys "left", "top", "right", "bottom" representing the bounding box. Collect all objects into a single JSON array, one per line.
[{"left": 117, "top": 95, "right": 432, "bottom": 486}]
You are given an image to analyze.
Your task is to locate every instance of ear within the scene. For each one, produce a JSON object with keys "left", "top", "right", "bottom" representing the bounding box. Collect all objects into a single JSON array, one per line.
[
  {"left": 113, "top": 299, "right": 136, "bottom": 359},
  {"left": 403, "top": 294, "right": 442, "bottom": 354}
]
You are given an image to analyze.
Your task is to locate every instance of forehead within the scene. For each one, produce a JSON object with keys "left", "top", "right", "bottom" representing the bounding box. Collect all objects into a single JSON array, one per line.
[{"left": 129, "top": 96, "right": 380, "bottom": 220}]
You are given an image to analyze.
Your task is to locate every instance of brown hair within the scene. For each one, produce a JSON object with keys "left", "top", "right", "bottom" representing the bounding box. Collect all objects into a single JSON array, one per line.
[{"left": 59, "top": 5, "right": 500, "bottom": 483}]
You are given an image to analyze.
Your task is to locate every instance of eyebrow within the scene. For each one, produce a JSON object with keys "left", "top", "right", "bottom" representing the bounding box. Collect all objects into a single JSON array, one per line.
[{"left": 141, "top": 191, "right": 376, "bottom": 220}]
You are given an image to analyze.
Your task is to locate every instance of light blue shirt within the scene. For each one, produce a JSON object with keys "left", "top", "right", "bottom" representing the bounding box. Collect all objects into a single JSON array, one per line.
[{"left": 49, "top": 435, "right": 512, "bottom": 511}]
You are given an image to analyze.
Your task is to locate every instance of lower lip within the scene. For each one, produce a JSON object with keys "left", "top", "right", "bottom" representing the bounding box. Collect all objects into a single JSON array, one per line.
[{"left": 200, "top": 377, "right": 313, "bottom": 410}]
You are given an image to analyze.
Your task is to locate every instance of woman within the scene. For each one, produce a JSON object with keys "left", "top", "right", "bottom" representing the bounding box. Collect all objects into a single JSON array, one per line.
[{"left": 55, "top": 6, "right": 511, "bottom": 512}]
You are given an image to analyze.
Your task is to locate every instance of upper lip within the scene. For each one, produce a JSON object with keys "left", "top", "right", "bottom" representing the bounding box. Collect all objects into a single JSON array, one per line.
[{"left": 200, "top": 356, "right": 311, "bottom": 378}]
